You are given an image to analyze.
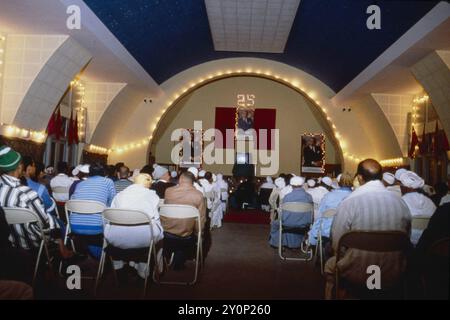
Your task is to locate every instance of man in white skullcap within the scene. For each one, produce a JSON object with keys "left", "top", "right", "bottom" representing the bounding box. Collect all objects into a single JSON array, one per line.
[
  {"left": 383, "top": 172, "right": 402, "bottom": 197},
  {"left": 400, "top": 171, "right": 436, "bottom": 218},
  {"left": 269, "top": 176, "right": 313, "bottom": 248},
  {"left": 306, "top": 176, "right": 331, "bottom": 220},
  {"left": 169, "top": 170, "right": 178, "bottom": 184},
  {"left": 307, "top": 179, "right": 316, "bottom": 189},
  {"left": 151, "top": 165, "right": 175, "bottom": 199},
  {"left": 69, "top": 164, "right": 90, "bottom": 197},
  {"left": 395, "top": 168, "right": 408, "bottom": 182},
  {"left": 198, "top": 170, "right": 206, "bottom": 179},
  {"left": 187, "top": 167, "right": 204, "bottom": 194},
  {"left": 399, "top": 171, "right": 436, "bottom": 246}
]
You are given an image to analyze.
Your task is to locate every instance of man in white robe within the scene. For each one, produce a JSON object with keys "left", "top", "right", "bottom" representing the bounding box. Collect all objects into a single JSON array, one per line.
[
  {"left": 104, "top": 174, "right": 164, "bottom": 279},
  {"left": 306, "top": 176, "right": 331, "bottom": 220},
  {"left": 383, "top": 172, "right": 402, "bottom": 197}
]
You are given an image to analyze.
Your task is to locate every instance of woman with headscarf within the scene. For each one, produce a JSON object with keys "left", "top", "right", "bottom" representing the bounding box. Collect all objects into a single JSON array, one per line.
[{"left": 104, "top": 173, "right": 164, "bottom": 279}]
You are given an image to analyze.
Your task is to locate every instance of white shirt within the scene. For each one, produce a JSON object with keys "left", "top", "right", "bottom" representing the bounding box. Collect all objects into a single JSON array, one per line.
[
  {"left": 402, "top": 192, "right": 436, "bottom": 217},
  {"left": 386, "top": 185, "right": 402, "bottom": 197},
  {"left": 199, "top": 179, "right": 215, "bottom": 209},
  {"left": 50, "top": 174, "right": 74, "bottom": 202},
  {"left": 104, "top": 184, "right": 163, "bottom": 249},
  {"left": 279, "top": 185, "right": 293, "bottom": 201},
  {"left": 306, "top": 186, "right": 329, "bottom": 219},
  {"left": 194, "top": 181, "right": 205, "bottom": 195}
]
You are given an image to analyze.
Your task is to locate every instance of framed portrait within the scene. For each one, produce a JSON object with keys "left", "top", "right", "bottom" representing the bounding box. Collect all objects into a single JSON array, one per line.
[
  {"left": 235, "top": 107, "right": 255, "bottom": 140},
  {"left": 301, "top": 133, "right": 325, "bottom": 173}
]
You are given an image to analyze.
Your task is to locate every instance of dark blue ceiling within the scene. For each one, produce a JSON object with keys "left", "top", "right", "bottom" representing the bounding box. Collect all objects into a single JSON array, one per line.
[{"left": 84, "top": 0, "right": 439, "bottom": 92}]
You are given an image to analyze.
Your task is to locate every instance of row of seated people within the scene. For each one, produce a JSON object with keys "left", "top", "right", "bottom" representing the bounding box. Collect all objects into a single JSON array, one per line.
[
  {"left": 266, "top": 159, "right": 449, "bottom": 299},
  {"left": 0, "top": 145, "right": 228, "bottom": 298}
]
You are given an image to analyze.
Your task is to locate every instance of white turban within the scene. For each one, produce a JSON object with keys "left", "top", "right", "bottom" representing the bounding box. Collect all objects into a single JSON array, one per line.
[
  {"left": 275, "top": 177, "right": 286, "bottom": 189},
  {"left": 395, "top": 168, "right": 408, "bottom": 181},
  {"left": 383, "top": 172, "right": 395, "bottom": 185},
  {"left": 170, "top": 171, "right": 177, "bottom": 178},
  {"left": 153, "top": 165, "right": 168, "bottom": 180},
  {"left": 290, "top": 176, "right": 305, "bottom": 187},
  {"left": 331, "top": 181, "right": 339, "bottom": 189},
  {"left": 187, "top": 167, "right": 198, "bottom": 178},
  {"left": 322, "top": 176, "right": 332, "bottom": 187},
  {"left": 336, "top": 174, "right": 342, "bottom": 183},
  {"left": 199, "top": 170, "right": 206, "bottom": 178},
  {"left": 400, "top": 171, "right": 424, "bottom": 189},
  {"left": 307, "top": 179, "right": 316, "bottom": 188}
]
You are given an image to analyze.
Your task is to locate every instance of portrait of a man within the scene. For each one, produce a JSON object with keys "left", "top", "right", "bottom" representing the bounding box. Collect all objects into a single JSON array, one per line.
[
  {"left": 301, "top": 134, "right": 325, "bottom": 173},
  {"left": 237, "top": 108, "right": 254, "bottom": 132}
]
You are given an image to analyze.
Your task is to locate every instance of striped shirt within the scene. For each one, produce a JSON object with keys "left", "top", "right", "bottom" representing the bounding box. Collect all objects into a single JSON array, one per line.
[
  {"left": 114, "top": 178, "right": 133, "bottom": 194},
  {"left": 329, "top": 180, "right": 411, "bottom": 286},
  {"left": 0, "top": 174, "right": 56, "bottom": 250},
  {"left": 69, "top": 176, "right": 116, "bottom": 235}
]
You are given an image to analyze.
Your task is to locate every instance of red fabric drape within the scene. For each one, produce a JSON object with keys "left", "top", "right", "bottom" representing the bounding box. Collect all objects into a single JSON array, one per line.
[
  {"left": 73, "top": 113, "right": 79, "bottom": 144},
  {"left": 214, "top": 107, "right": 236, "bottom": 148},
  {"left": 254, "top": 108, "right": 276, "bottom": 150},
  {"left": 55, "top": 108, "right": 63, "bottom": 140},
  {"left": 46, "top": 112, "right": 55, "bottom": 136}
]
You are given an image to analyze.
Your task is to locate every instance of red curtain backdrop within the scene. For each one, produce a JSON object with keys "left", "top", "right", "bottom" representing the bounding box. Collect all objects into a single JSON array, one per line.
[
  {"left": 254, "top": 108, "right": 276, "bottom": 150},
  {"left": 214, "top": 107, "right": 236, "bottom": 148}
]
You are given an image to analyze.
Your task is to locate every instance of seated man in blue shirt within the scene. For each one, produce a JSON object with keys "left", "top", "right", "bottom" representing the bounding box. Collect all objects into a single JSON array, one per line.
[
  {"left": 269, "top": 176, "right": 313, "bottom": 249},
  {"left": 70, "top": 162, "right": 116, "bottom": 258},
  {"left": 308, "top": 173, "right": 353, "bottom": 246}
]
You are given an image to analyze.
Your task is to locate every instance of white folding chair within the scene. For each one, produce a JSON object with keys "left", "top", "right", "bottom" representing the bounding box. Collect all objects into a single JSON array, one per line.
[
  {"left": 3, "top": 207, "right": 51, "bottom": 286},
  {"left": 155, "top": 204, "right": 202, "bottom": 285},
  {"left": 95, "top": 208, "right": 157, "bottom": 298},
  {"left": 278, "top": 202, "right": 314, "bottom": 261},
  {"left": 158, "top": 199, "right": 165, "bottom": 208},
  {"left": 315, "top": 208, "right": 337, "bottom": 274},
  {"left": 59, "top": 200, "right": 106, "bottom": 276}
]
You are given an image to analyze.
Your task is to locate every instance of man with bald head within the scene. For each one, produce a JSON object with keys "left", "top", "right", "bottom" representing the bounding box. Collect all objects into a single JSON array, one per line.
[
  {"left": 114, "top": 165, "right": 132, "bottom": 193},
  {"left": 324, "top": 159, "right": 411, "bottom": 299}
]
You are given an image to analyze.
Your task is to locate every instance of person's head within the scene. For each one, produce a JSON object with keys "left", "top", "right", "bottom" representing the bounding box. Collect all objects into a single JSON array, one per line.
[
  {"left": 89, "top": 162, "right": 105, "bottom": 177},
  {"left": 134, "top": 173, "right": 152, "bottom": 188},
  {"left": 321, "top": 176, "right": 333, "bottom": 190},
  {"left": 115, "top": 162, "right": 125, "bottom": 172},
  {"left": 118, "top": 166, "right": 130, "bottom": 179},
  {"left": 285, "top": 174, "right": 294, "bottom": 185},
  {"left": 399, "top": 171, "right": 425, "bottom": 194},
  {"left": 0, "top": 146, "right": 23, "bottom": 178},
  {"left": 204, "top": 171, "right": 213, "bottom": 183},
  {"left": 382, "top": 172, "right": 395, "bottom": 187},
  {"left": 187, "top": 167, "right": 199, "bottom": 180},
  {"left": 153, "top": 165, "right": 169, "bottom": 181},
  {"left": 239, "top": 109, "right": 247, "bottom": 119},
  {"left": 57, "top": 161, "right": 68, "bottom": 174},
  {"left": 140, "top": 164, "right": 154, "bottom": 175},
  {"left": 305, "top": 137, "right": 313, "bottom": 146},
  {"left": 21, "top": 155, "right": 36, "bottom": 178},
  {"left": 338, "top": 173, "right": 354, "bottom": 188},
  {"left": 356, "top": 159, "right": 382, "bottom": 185},
  {"left": 45, "top": 165, "right": 54, "bottom": 176},
  {"left": 434, "top": 182, "right": 448, "bottom": 197},
  {"left": 290, "top": 176, "right": 305, "bottom": 189},
  {"left": 179, "top": 171, "right": 195, "bottom": 185}
]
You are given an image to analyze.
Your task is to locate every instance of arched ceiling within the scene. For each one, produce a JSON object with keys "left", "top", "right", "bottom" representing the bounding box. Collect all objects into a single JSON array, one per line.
[{"left": 84, "top": 0, "right": 439, "bottom": 92}]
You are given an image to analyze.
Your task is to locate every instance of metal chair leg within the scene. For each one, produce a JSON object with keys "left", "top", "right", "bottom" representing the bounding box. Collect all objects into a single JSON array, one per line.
[
  {"left": 142, "top": 240, "right": 153, "bottom": 298},
  {"left": 32, "top": 240, "right": 45, "bottom": 286}
]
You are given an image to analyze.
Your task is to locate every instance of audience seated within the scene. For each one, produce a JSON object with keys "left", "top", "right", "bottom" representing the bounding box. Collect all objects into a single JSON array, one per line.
[
  {"left": 162, "top": 171, "right": 206, "bottom": 270},
  {"left": 400, "top": 171, "right": 436, "bottom": 218},
  {"left": 151, "top": 165, "right": 175, "bottom": 199},
  {"left": 50, "top": 161, "right": 74, "bottom": 203},
  {"left": 324, "top": 159, "right": 411, "bottom": 299},
  {"left": 0, "top": 146, "right": 71, "bottom": 258},
  {"left": 114, "top": 166, "right": 133, "bottom": 193},
  {"left": 187, "top": 167, "right": 205, "bottom": 195},
  {"left": 308, "top": 173, "right": 353, "bottom": 246},
  {"left": 211, "top": 173, "right": 227, "bottom": 229},
  {"left": 104, "top": 173, "right": 164, "bottom": 279},
  {"left": 259, "top": 177, "right": 275, "bottom": 212},
  {"left": 269, "top": 176, "right": 313, "bottom": 249},
  {"left": 69, "top": 162, "right": 116, "bottom": 258},
  {"left": 268, "top": 176, "right": 285, "bottom": 221}
]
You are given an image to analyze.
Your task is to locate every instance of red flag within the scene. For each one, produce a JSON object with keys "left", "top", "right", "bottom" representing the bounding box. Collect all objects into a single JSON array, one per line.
[
  {"left": 73, "top": 113, "right": 79, "bottom": 144},
  {"left": 55, "top": 108, "right": 62, "bottom": 140},
  {"left": 46, "top": 111, "right": 55, "bottom": 136},
  {"left": 67, "top": 110, "right": 74, "bottom": 145},
  {"left": 409, "top": 126, "right": 419, "bottom": 158},
  {"left": 439, "top": 128, "right": 449, "bottom": 153}
]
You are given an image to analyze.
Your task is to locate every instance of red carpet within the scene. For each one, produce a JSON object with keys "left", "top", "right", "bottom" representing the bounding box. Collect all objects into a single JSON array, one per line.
[{"left": 223, "top": 208, "right": 271, "bottom": 225}]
